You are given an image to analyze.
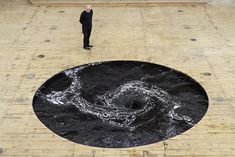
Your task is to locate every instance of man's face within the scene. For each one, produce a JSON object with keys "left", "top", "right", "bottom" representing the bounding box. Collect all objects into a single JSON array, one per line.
[{"left": 85, "top": 5, "right": 91, "bottom": 13}]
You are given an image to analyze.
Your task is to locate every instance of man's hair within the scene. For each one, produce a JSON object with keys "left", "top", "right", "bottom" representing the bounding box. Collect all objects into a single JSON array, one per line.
[{"left": 85, "top": 4, "right": 91, "bottom": 9}]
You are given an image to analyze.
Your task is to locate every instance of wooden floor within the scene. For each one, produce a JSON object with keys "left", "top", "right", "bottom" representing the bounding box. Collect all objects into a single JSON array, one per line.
[{"left": 0, "top": 0, "right": 235, "bottom": 156}]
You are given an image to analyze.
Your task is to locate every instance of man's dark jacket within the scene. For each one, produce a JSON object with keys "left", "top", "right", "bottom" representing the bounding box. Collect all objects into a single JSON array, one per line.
[{"left": 79, "top": 9, "right": 93, "bottom": 31}]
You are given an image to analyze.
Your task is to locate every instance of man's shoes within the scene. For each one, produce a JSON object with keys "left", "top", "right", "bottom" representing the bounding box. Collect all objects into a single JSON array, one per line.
[
  {"left": 84, "top": 47, "right": 91, "bottom": 50},
  {"left": 88, "top": 45, "right": 93, "bottom": 47}
]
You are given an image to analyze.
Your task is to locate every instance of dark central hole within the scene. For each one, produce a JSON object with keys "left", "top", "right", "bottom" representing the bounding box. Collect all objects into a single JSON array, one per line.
[{"left": 126, "top": 100, "right": 143, "bottom": 110}]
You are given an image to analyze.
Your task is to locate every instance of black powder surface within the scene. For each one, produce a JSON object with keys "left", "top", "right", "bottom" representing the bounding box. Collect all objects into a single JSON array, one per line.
[{"left": 33, "top": 61, "right": 208, "bottom": 148}]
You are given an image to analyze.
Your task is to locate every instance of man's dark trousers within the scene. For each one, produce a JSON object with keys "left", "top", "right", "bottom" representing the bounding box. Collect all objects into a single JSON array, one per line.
[{"left": 83, "top": 27, "right": 91, "bottom": 48}]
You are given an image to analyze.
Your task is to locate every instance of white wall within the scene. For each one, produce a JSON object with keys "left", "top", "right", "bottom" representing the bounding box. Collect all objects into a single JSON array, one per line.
[{"left": 208, "top": 0, "right": 235, "bottom": 5}]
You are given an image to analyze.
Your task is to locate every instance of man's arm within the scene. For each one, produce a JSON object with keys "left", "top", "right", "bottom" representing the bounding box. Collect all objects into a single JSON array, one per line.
[
  {"left": 91, "top": 9, "right": 93, "bottom": 18},
  {"left": 79, "top": 12, "right": 84, "bottom": 24}
]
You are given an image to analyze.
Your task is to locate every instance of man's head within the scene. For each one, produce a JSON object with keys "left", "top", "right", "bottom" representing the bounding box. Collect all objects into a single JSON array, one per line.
[{"left": 85, "top": 4, "right": 92, "bottom": 13}]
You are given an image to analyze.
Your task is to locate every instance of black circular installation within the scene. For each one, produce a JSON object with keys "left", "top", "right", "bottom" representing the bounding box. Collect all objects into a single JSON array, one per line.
[{"left": 33, "top": 61, "right": 209, "bottom": 148}]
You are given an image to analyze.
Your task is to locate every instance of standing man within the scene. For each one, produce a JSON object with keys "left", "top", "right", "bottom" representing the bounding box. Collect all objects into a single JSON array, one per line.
[{"left": 80, "top": 4, "right": 93, "bottom": 50}]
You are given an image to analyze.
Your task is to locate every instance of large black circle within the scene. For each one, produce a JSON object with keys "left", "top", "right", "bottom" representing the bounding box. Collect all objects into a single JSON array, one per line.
[{"left": 33, "top": 61, "right": 208, "bottom": 148}]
